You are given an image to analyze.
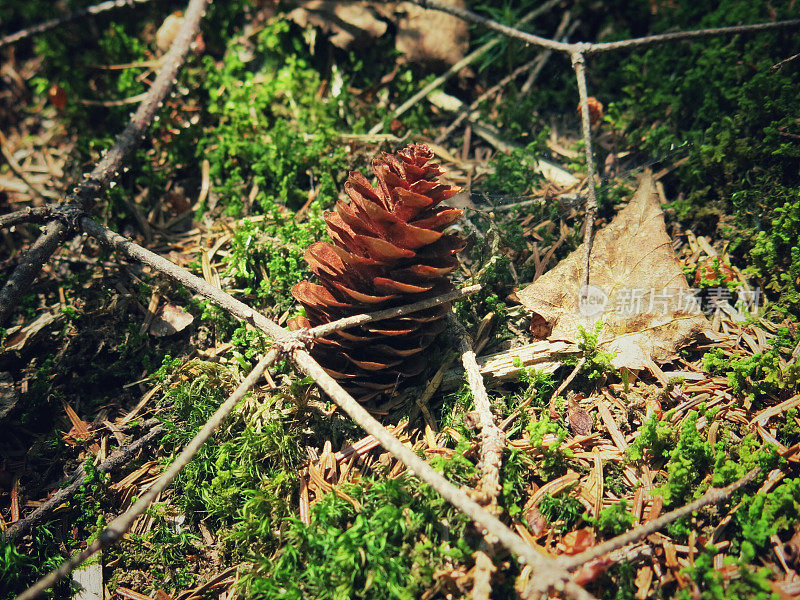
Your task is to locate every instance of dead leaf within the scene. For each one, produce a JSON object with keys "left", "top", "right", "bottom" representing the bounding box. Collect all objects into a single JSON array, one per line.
[
  {"left": 149, "top": 303, "right": 194, "bottom": 337},
  {"left": 394, "top": 0, "right": 469, "bottom": 67},
  {"left": 517, "top": 172, "right": 709, "bottom": 371},
  {"left": 568, "top": 397, "right": 593, "bottom": 435},
  {"left": 287, "top": 1, "right": 388, "bottom": 49},
  {"left": 559, "top": 527, "right": 596, "bottom": 554}
]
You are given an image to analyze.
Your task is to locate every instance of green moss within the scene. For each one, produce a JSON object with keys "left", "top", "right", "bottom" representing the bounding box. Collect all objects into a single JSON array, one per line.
[
  {"left": 588, "top": 499, "right": 635, "bottom": 537},
  {"left": 242, "top": 476, "right": 475, "bottom": 600},
  {"left": 659, "top": 412, "right": 714, "bottom": 506}
]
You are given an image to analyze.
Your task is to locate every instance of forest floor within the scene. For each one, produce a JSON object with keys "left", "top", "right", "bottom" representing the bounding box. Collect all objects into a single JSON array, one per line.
[{"left": 1, "top": 1, "right": 799, "bottom": 599}]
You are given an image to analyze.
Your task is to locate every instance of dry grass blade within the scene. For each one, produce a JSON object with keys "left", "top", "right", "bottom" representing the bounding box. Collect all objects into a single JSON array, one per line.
[
  {"left": 0, "top": 0, "right": 212, "bottom": 325},
  {"left": 15, "top": 348, "right": 280, "bottom": 600}
]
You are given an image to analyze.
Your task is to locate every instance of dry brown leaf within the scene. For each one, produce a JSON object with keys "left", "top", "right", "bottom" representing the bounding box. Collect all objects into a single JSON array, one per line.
[
  {"left": 517, "top": 172, "right": 708, "bottom": 371},
  {"left": 149, "top": 303, "right": 194, "bottom": 337},
  {"left": 394, "top": 0, "right": 469, "bottom": 67},
  {"left": 286, "top": 1, "right": 388, "bottom": 49}
]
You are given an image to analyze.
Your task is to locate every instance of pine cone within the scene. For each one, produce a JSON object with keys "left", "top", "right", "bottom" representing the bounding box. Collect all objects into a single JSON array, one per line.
[{"left": 290, "top": 143, "right": 465, "bottom": 402}]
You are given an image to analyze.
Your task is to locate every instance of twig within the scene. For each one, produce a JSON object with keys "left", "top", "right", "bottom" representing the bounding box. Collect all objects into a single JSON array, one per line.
[
  {"left": 560, "top": 467, "right": 762, "bottom": 571},
  {"left": 771, "top": 51, "right": 800, "bottom": 71},
  {"left": 0, "top": 206, "right": 55, "bottom": 229},
  {"left": 520, "top": 13, "right": 576, "bottom": 93},
  {"left": 0, "top": 131, "right": 53, "bottom": 201},
  {"left": 0, "top": 0, "right": 155, "bottom": 49},
  {"left": 571, "top": 51, "right": 598, "bottom": 296},
  {"left": 447, "top": 315, "right": 505, "bottom": 600},
  {"left": 434, "top": 12, "right": 573, "bottom": 144},
  {"left": 367, "top": 0, "right": 562, "bottom": 135},
  {"left": 548, "top": 356, "right": 586, "bottom": 419},
  {"left": 410, "top": 0, "right": 800, "bottom": 55},
  {"left": 81, "top": 217, "right": 288, "bottom": 341},
  {"left": 414, "top": 0, "right": 572, "bottom": 53},
  {"left": 448, "top": 315, "right": 504, "bottom": 508},
  {"left": 586, "top": 20, "right": 800, "bottom": 54},
  {"left": 290, "top": 347, "right": 596, "bottom": 600},
  {"left": 2, "top": 420, "right": 163, "bottom": 543},
  {"left": 309, "top": 284, "right": 482, "bottom": 339},
  {"left": 0, "top": 0, "right": 210, "bottom": 326},
  {"left": 15, "top": 349, "right": 280, "bottom": 600}
]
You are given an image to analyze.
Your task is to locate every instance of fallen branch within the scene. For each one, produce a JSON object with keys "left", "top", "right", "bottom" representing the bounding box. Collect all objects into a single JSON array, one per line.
[
  {"left": 16, "top": 348, "right": 280, "bottom": 600},
  {"left": 411, "top": 0, "right": 800, "bottom": 55},
  {"left": 2, "top": 420, "right": 163, "bottom": 543},
  {"left": 0, "top": 0, "right": 210, "bottom": 325},
  {"left": 290, "top": 347, "right": 596, "bottom": 600},
  {"left": 447, "top": 315, "right": 505, "bottom": 600},
  {"left": 571, "top": 51, "right": 599, "bottom": 296},
  {"left": 0, "top": 0, "right": 155, "bottom": 49},
  {"left": 0, "top": 206, "right": 55, "bottom": 229}
]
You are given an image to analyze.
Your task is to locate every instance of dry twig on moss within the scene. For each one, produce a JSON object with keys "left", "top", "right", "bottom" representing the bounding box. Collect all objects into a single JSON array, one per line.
[
  {"left": 0, "top": 0, "right": 211, "bottom": 325},
  {"left": 16, "top": 349, "right": 280, "bottom": 600},
  {"left": 2, "top": 420, "right": 163, "bottom": 543}
]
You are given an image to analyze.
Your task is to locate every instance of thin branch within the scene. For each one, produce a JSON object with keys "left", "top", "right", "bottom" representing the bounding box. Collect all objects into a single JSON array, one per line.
[
  {"left": 560, "top": 467, "right": 763, "bottom": 571},
  {"left": 571, "top": 51, "right": 598, "bottom": 297},
  {"left": 548, "top": 356, "right": 586, "bottom": 419},
  {"left": 82, "top": 217, "right": 288, "bottom": 340},
  {"left": 289, "top": 348, "right": 595, "bottom": 600},
  {"left": 448, "top": 315, "right": 505, "bottom": 600},
  {"left": 448, "top": 315, "right": 504, "bottom": 507},
  {"left": 2, "top": 420, "right": 163, "bottom": 543},
  {"left": 0, "top": 206, "right": 55, "bottom": 229},
  {"left": 586, "top": 19, "right": 800, "bottom": 54},
  {"left": 367, "top": 0, "right": 562, "bottom": 135},
  {"left": 414, "top": 0, "right": 572, "bottom": 53},
  {"left": 409, "top": 0, "right": 800, "bottom": 55},
  {"left": 0, "top": 0, "right": 210, "bottom": 326},
  {"left": 16, "top": 349, "right": 280, "bottom": 600},
  {"left": 309, "top": 284, "right": 482, "bottom": 339},
  {"left": 0, "top": 0, "right": 156, "bottom": 49}
]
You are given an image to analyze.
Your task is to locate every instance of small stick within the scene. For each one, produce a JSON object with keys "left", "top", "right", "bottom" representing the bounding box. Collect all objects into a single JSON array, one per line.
[
  {"left": 0, "top": 0, "right": 211, "bottom": 326},
  {"left": 448, "top": 315, "right": 504, "bottom": 507},
  {"left": 560, "top": 467, "right": 762, "bottom": 571},
  {"left": 571, "top": 51, "right": 598, "bottom": 296},
  {"left": 309, "top": 284, "right": 482, "bottom": 339},
  {"left": 2, "top": 421, "right": 163, "bottom": 543},
  {"left": 15, "top": 349, "right": 280, "bottom": 600},
  {"left": 367, "top": 0, "right": 562, "bottom": 135},
  {"left": 548, "top": 356, "right": 586, "bottom": 419},
  {"left": 409, "top": 0, "right": 800, "bottom": 55},
  {"left": 0, "top": 206, "right": 55, "bottom": 229},
  {"left": 447, "top": 314, "right": 505, "bottom": 599},
  {"left": 82, "top": 216, "right": 288, "bottom": 341},
  {"left": 0, "top": 0, "right": 155, "bottom": 49}
]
